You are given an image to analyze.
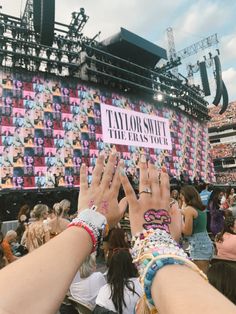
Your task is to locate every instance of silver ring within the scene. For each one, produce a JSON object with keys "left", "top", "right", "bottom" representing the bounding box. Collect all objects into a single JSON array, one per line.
[{"left": 139, "top": 187, "right": 152, "bottom": 195}]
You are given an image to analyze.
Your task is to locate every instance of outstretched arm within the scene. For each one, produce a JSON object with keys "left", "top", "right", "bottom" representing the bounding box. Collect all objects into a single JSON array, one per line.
[
  {"left": 0, "top": 153, "right": 124, "bottom": 314},
  {"left": 152, "top": 265, "right": 236, "bottom": 314},
  {"left": 119, "top": 159, "right": 236, "bottom": 314},
  {"left": 0, "top": 227, "right": 92, "bottom": 314}
]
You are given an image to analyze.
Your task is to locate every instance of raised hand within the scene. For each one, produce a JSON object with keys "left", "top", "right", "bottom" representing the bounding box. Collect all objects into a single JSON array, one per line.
[
  {"left": 119, "top": 157, "right": 181, "bottom": 241},
  {"left": 78, "top": 153, "right": 125, "bottom": 227}
]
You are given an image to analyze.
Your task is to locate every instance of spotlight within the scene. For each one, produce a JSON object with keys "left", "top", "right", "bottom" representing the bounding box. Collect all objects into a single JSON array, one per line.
[
  {"left": 35, "top": 46, "right": 40, "bottom": 57},
  {"left": 154, "top": 93, "right": 163, "bottom": 101}
]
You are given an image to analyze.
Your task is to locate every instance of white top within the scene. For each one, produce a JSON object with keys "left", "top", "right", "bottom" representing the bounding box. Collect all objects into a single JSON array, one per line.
[
  {"left": 70, "top": 272, "right": 106, "bottom": 310},
  {"left": 96, "top": 277, "right": 143, "bottom": 314}
]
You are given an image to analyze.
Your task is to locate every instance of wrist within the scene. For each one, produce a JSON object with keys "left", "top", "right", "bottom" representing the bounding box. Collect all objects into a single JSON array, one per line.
[
  {"left": 131, "top": 228, "right": 207, "bottom": 312},
  {"left": 68, "top": 206, "right": 109, "bottom": 253},
  {"left": 68, "top": 225, "right": 93, "bottom": 253},
  {"left": 68, "top": 220, "right": 98, "bottom": 252}
]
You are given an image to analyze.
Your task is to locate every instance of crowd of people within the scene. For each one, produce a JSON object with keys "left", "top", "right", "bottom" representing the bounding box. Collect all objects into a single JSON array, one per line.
[
  {"left": 208, "top": 102, "right": 236, "bottom": 129},
  {"left": 210, "top": 143, "right": 236, "bottom": 159},
  {"left": 0, "top": 155, "right": 235, "bottom": 314},
  {"left": 215, "top": 172, "right": 236, "bottom": 184}
]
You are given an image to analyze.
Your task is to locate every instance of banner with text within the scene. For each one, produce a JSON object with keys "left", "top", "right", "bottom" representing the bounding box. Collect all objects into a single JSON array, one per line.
[{"left": 101, "top": 104, "right": 172, "bottom": 150}]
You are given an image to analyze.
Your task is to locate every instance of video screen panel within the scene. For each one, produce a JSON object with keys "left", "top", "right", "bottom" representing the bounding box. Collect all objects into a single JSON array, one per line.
[{"left": 0, "top": 70, "right": 215, "bottom": 189}]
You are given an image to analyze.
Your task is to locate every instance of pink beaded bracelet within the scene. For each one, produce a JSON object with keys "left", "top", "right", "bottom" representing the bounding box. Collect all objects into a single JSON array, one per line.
[{"left": 68, "top": 221, "right": 97, "bottom": 252}]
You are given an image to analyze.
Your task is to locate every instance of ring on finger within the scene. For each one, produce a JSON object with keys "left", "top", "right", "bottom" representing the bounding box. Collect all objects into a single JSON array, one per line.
[{"left": 139, "top": 187, "right": 152, "bottom": 195}]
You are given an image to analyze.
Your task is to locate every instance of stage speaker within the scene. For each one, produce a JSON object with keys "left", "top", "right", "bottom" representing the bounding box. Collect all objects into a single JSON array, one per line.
[
  {"left": 219, "top": 80, "right": 229, "bottom": 115},
  {"left": 199, "top": 61, "right": 211, "bottom": 96},
  {"left": 212, "top": 55, "right": 223, "bottom": 106},
  {"left": 33, "top": 0, "right": 55, "bottom": 46}
]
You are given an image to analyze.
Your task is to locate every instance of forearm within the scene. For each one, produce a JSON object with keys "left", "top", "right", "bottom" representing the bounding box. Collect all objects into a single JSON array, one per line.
[
  {"left": 151, "top": 265, "right": 236, "bottom": 314},
  {"left": 0, "top": 227, "right": 92, "bottom": 314}
]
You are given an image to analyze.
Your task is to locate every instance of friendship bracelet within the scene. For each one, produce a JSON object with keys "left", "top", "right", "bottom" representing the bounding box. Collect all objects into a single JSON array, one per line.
[
  {"left": 68, "top": 221, "right": 98, "bottom": 252},
  {"left": 141, "top": 254, "right": 208, "bottom": 310},
  {"left": 131, "top": 228, "right": 207, "bottom": 312},
  {"left": 68, "top": 207, "right": 108, "bottom": 253}
]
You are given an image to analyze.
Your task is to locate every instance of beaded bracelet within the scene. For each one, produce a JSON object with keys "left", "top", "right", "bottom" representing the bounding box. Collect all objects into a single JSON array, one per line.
[
  {"left": 131, "top": 228, "right": 185, "bottom": 277},
  {"left": 131, "top": 228, "right": 208, "bottom": 312},
  {"left": 68, "top": 207, "right": 108, "bottom": 253},
  {"left": 68, "top": 221, "right": 98, "bottom": 253},
  {"left": 141, "top": 254, "right": 208, "bottom": 310}
]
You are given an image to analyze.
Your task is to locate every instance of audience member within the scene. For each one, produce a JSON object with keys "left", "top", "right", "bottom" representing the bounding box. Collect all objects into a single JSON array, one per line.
[
  {"left": 180, "top": 185, "right": 213, "bottom": 273},
  {"left": 17, "top": 204, "right": 31, "bottom": 223},
  {"left": 95, "top": 249, "right": 142, "bottom": 314},
  {"left": 1, "top": 230, "right": 18, "bottom": 263},
  {"left": 15, "top": 215, "right": 27, "bottom": 243},
  {"left": 226, "top": 187, "right": 235, "bottom": 204},
  {"left": 70, "top": 253, "right": 106, "bottom": 310},
  {"left": 48, "top": 203, "right": 70, "bottom": 238},
  {"left": 22, "top": 204, "right": 50, "bottom": 252},
  {"left": 106, "top": 228, "right": 129, "bottom": 266},
  {"left": 200, "top": 183, "right": 212, "bottom": 206},
  {"left": 0, "top": 246, "right": 8, "bottom": 269},
  {"left": 215, "top": 215, "right": 236, "bottom": 260},
  {"left": 47, "top": 206, "right": 56, "bottom": 220},
  {"left": 171, "top": 189, "right": 179, "bottom": 201},
  {"left": 208, "top": 188, "right": 225, "bottom": 236},
  {"left": 59, "top": 199, "right": 71, "bottom": 219}
]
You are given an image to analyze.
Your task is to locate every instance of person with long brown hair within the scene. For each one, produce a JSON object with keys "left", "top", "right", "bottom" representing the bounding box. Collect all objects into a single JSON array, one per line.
[
  {"left": 106, "top": 228, "right": 129, "bottom": 266},
  {"left": 215, "top": 215, "right": 236, "bottom": 260},
  {"left": 95, "top": 249, "right": 142, "bottom": 314},
  {"left": 208, "top": 188, "right": 225, "bottom": 236},
  {"left": 180, "top": 185, "right": 213, "bottom": 273}
]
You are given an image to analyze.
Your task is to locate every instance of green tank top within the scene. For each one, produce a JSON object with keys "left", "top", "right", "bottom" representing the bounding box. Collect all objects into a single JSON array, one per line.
[{"left": 192, "top": 208, "right": 207, "bottom": 234}]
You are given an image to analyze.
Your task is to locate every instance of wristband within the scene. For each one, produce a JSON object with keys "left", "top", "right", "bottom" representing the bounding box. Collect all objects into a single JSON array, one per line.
[{"left": 68, "top": 206, "right": 109, "bottom": 253}]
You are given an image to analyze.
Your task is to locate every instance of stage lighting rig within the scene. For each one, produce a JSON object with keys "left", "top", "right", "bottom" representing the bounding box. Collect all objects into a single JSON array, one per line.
[
  {"left": 67, "top": 8, "right": 89, "bottom": 40},
  {"left": 157, "top": 57, "right": 181, "bottom": 73}
]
